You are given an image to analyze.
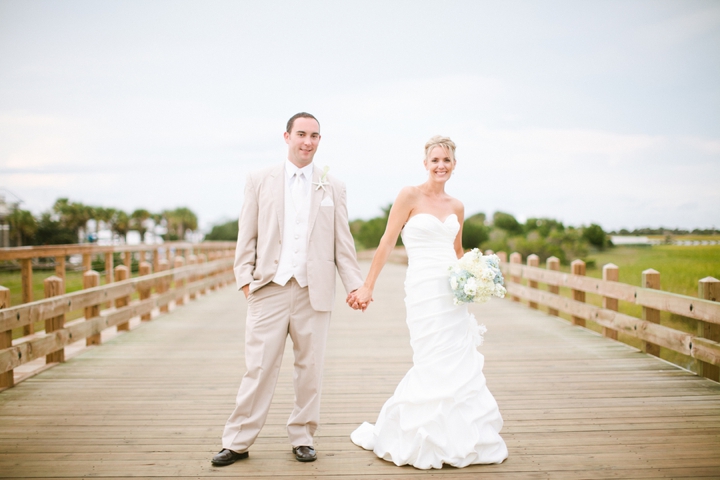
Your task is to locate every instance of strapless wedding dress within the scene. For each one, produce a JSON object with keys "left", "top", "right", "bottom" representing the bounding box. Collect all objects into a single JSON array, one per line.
[{"left": 350, "top": 213, "right": 508, "bottom": 470}]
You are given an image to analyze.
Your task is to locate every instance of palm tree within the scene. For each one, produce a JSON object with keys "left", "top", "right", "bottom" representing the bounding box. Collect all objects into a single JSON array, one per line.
[
  {"left": 7, "top": 209, "right": 37, "bottom": 246},
  {"left": 130, "top": 209, "right": 151, "bottom": 239},
  {"left": 164, "top": 207, "right": 198, "bottom": 240}
]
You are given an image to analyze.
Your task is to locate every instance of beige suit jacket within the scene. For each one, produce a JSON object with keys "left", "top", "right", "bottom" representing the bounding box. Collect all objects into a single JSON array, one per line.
[{"left": 234, "top": 163, "right": 363, "bottom": 312}]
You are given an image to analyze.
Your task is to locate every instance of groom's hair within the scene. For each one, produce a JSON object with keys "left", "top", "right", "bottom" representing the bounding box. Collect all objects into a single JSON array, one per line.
[{"left": 286, "top": 112, "right": 319, "bottom": 133}]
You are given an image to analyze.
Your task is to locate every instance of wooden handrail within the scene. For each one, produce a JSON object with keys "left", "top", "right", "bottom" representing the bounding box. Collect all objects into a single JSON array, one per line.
[
  {"left": 0, "top": 241, "right": 236, "bottom": 261},
  {"left": 0, "top": 245, "right": 236, "bottom": 389},
  {"left": 500, "top": 252, "right": 720, "bottom": 382},
  {"left": 504, "top": 263, "right": 720, "bottom": 324}
]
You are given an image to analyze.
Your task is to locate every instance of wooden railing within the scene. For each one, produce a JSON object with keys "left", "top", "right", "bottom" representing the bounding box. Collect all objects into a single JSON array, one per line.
[
  {"left": 0, "top": 242, "right": 236, "bottom": 390},
  {"left": 496, "top": 251, "right": 720, "bottom": 382}
]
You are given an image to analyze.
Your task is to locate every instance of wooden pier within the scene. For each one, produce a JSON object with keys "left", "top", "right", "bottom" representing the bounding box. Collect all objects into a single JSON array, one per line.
[{"left": 1, "top": 262, "right": 719, "bottom": 478}]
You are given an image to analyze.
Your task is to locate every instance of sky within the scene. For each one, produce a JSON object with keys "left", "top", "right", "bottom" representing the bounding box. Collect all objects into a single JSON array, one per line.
[{"left": 1, "top": 0, "right": 719, "bottom": 232}]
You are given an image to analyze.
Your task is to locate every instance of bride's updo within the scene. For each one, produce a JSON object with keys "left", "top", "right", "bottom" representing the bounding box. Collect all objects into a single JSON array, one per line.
[{"left": 424, "top": 135, "right": 457, "bottom": 163}]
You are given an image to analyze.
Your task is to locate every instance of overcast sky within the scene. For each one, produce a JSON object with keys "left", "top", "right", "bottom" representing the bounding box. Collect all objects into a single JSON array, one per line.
[{"left": 1, "top": 0, "right": 719, "bottom": 232}]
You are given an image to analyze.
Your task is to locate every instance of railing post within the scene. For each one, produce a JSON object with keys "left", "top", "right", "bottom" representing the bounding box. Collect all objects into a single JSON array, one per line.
[
  {"left": 157, "top": 259, "right": 169, "bottom": 313},
  {"left": 698, "top": 277, "right": 719, "bottom": 381},
  {"left": 496, "top": 251, "right": 507, "bottom": 264},
  {"left": 602, "top": 263, "right": 619, "bottom": 340},
  {"left": 571, "top": 259, "right": 586, "bottom": 327},
  {"left": 21, "top": 258, "right": 33, "bottom": 335},
  {"left": 0, "top": 286, "right": 12, "bottom": 388},
  {"left": 188, "top": 255, "right": 198, "bottom": 300},
  {"left": 174, "top": 257, "right": 185, "bottom": 306},
  {"left": 199, "top": 253, "right": 208, "bottom": 295},
  {"left": 104, "top": 251, "right": 114, "bottom": 285},
  {"left": 152, "top": 248, "right": 159, "bottom": 274},
  {"left": 208, "top": 252, "right": 217, "bottom": 291},
  {"left": 115, "top": 265, "right": 131, "bottom": 331},
  {"left": 123, "top": 251, "right": 132, "bottom": 270},
  {"left": 54, "top": 255, "right": 66, "bottom": 292},
  {"left": 82, "top": 253, "right": 92, "bottom": 273},
  {"left": 641, "top": 269, "right": 661, "bottom": 357},
  {"left": 527, "top": 254, "right": 539, "bottom": 309},
  {"left": 84, "top": 271, "right": 101, "bottom": 346},
  {"left": 509, "top": 252, "right": 521, "bottom": 302},
  {"left": 546, "top": 256, "right": 560, "bottom": 316},
  {"left": 139, "top": 261, "right": 152, "bottom": 321},
  {"left": 44, "top": 276, "right": 65, "bottom": 364}
]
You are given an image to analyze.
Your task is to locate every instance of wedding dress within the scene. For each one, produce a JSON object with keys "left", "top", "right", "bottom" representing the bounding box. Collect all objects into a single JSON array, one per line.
[{"left": 350, "top": 213, "right": 508, "bottom": 470}]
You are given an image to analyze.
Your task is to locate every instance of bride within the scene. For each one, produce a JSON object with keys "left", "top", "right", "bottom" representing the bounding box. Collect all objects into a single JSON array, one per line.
[{"left": 347, "top": 135, "right": 508, "bottom": 470}]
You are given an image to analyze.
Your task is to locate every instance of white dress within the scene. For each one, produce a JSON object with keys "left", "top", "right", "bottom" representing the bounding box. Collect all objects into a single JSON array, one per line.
[{"left": 350, "top": 213, "right": 508, "bottom": 470}]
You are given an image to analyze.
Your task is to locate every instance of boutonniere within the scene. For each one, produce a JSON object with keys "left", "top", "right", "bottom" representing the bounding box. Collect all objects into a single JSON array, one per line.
[{"left": 313, "top": 165, "right": 330, "bottom": 192}]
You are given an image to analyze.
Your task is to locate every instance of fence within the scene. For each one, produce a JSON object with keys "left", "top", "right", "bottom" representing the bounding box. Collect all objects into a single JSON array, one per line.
[
  {"left": 495, "top": 251, "right": 720, "bottom": 382},
  {"left": 0, "top": 242, "right": 236, "bottom": 389}
]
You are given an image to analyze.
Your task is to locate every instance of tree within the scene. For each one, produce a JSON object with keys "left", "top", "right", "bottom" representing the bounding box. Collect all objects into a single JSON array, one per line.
[
  {"left": 130, "top": 209, "right": 151, "bottom": 238},
  {"left": 52, "top": 198, "right": 93, "bottom": 242},
  {"left": 462, "top": 212, "right": 489, "bottom": 249},
  {"left": 206, "top": 220, "right": 238, "bottom": 241},
  {"left": 492, "top": 211, "right": 523, "bottom": 235},
  {"left": 112, "top": 210, "right": 130, "bottom": 241},
  {"left": 582, "top": 223, "right": 608, "bottom": 250},
  {"left": 7, "top": 209, "right": 37, "bottom": 246},
  {"left": 34, "top": 213, "right": 77, "bottom": 245},
  {"left": 164, "top": 207, "right": 198, "bottom": 240}
]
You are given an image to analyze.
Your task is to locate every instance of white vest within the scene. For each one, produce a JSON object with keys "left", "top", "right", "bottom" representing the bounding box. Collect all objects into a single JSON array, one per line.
[{"left": 273, "top": 162, "right": 312, "bottom": 287}]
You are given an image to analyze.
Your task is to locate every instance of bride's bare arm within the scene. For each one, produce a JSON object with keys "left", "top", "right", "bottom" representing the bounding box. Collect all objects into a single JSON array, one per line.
[
  {"left": 348, "top": 188, "right": 416, "bottom": 310},
  {"left": 454, "top": 202, "right": 465, "bottom": 259}
]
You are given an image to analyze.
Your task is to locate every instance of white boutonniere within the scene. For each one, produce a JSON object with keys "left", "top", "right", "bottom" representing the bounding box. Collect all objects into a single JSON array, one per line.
[{"left": 313, "top": 165, "right": 330, "bottom": 191}]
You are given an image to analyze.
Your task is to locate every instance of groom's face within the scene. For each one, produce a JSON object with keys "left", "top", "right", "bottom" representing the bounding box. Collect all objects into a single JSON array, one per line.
[{"left": 284, "top": 117, "right": 321, "bottom": 168}]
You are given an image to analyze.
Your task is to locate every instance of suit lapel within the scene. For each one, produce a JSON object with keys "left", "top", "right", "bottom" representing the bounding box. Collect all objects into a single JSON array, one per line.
[
  {"left": 307, "top": 165, "right": 324, "bottom": 236},
  {"left": 271, "top": 164, "right": 285, "bottom": 237}
]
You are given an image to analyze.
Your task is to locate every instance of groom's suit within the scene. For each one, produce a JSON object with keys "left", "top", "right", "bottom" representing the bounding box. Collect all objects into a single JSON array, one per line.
[{"left": 223, "top": 162, "right": 363, "bottom": 452}]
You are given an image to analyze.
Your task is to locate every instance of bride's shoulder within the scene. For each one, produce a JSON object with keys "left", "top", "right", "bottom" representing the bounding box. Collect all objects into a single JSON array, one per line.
[
  {"left": 448, "top": 196, "right": 465, "bottom": 216},
  {"left": 397, "top": 185, "right": 422, "bottom": 199}
]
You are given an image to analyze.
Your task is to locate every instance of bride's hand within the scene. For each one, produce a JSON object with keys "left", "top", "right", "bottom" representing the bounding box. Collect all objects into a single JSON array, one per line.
[{"left": 349, "top": 286, "right": 373, "bottom": 312}]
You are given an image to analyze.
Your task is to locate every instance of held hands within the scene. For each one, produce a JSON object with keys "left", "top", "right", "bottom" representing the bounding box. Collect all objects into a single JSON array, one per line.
[{"left": 347, "top": 286, "right": 373, "bottom": 312}]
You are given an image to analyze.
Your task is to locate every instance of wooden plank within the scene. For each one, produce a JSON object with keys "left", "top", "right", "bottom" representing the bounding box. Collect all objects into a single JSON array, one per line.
[{"left": 1, "top": 263, "right": 719, "bottom": 479}]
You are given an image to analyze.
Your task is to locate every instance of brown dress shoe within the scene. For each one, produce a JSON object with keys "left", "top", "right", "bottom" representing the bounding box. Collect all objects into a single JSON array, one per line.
[
  {"left": 211, "top": 448, "right": 249, "bottom": 466},
  {"left": 292, "top": 445, "right": 317, "bottom": 462}
]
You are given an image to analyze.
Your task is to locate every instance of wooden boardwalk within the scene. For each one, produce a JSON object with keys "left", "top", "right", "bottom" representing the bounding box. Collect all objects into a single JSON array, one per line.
[{"left": 1, "top": 262, "right": 719, "bottom": 479}]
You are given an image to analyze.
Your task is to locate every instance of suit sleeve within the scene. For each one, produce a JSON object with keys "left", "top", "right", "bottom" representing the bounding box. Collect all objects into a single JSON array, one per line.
[
  {"left": 234, "top": 173, "right": 259, "bottom": 290},
  {"left": 333, "top": 181, "right": 364, "bottom": 294}
]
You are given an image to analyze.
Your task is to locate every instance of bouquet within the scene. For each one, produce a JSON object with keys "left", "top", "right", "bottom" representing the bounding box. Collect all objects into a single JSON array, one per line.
[{"left": 448, "top": 249, "right": 506, "bottom": 305}]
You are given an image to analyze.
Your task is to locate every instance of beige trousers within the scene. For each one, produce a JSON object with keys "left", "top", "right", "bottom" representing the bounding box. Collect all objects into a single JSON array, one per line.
[{"left": 221, "top": 279, "right": 331, "bottom": 452}]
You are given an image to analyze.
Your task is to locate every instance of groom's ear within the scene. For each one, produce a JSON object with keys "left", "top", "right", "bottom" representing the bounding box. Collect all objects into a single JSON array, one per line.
[{"left": 283, "top": 131, "right": 290, "bottom": 143}]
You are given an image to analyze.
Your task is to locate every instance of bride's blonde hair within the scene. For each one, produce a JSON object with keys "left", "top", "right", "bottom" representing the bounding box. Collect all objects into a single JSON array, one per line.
[{"left": 424, "top": 135, "right": 457, "bottom": 163}]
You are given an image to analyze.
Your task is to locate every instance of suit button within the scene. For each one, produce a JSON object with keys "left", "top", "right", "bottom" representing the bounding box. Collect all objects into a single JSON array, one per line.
[{"left": 274, "top": 260, "right": 278, "bottom": 264}]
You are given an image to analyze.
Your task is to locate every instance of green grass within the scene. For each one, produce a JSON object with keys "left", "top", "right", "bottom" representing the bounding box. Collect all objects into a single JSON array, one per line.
[{"left": 520, "top": 245, "right": 720, "bottom": 374}]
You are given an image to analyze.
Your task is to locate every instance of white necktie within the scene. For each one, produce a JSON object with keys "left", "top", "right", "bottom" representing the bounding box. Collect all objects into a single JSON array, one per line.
[{"left": 292, "top": 172, "right": 304, "bottom": 210}]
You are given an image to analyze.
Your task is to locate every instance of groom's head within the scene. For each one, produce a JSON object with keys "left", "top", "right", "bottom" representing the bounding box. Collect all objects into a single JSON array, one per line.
[{"left": 285, "top": 112, "right": 321, "bottom": 168}]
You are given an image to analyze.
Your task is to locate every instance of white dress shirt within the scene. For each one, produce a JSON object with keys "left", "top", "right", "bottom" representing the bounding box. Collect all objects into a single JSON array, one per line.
[{"left": 273, "top": 160, "right": 313, "bottom": 287}]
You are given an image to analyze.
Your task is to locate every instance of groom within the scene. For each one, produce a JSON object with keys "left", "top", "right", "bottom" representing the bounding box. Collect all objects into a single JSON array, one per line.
[{"left": 212, "top": 112, "right": 364, "bottom": 466}]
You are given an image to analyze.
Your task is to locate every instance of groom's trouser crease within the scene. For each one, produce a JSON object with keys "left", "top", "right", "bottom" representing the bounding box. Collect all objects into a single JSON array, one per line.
[{"left": 222, "top": 278, "right": 331, "bottom": 452}]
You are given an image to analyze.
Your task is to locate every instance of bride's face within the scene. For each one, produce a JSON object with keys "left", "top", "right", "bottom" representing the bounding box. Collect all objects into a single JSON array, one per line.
[{"left": 424, "top": 146, "right": 455, "bottom": 182}]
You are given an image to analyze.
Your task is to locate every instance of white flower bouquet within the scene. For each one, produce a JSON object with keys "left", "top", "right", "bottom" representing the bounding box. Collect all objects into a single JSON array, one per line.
[{"left": 448, "top": 249, "right": 506, "bottom": 305}]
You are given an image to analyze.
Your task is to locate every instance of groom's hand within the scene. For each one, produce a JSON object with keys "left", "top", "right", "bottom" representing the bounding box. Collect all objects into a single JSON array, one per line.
[
  {"left": 242, "top": 285, "right": 249, "bottom": 299},
  {"left": 347, "top": 288, "right": 372, "bottom": 312}
]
